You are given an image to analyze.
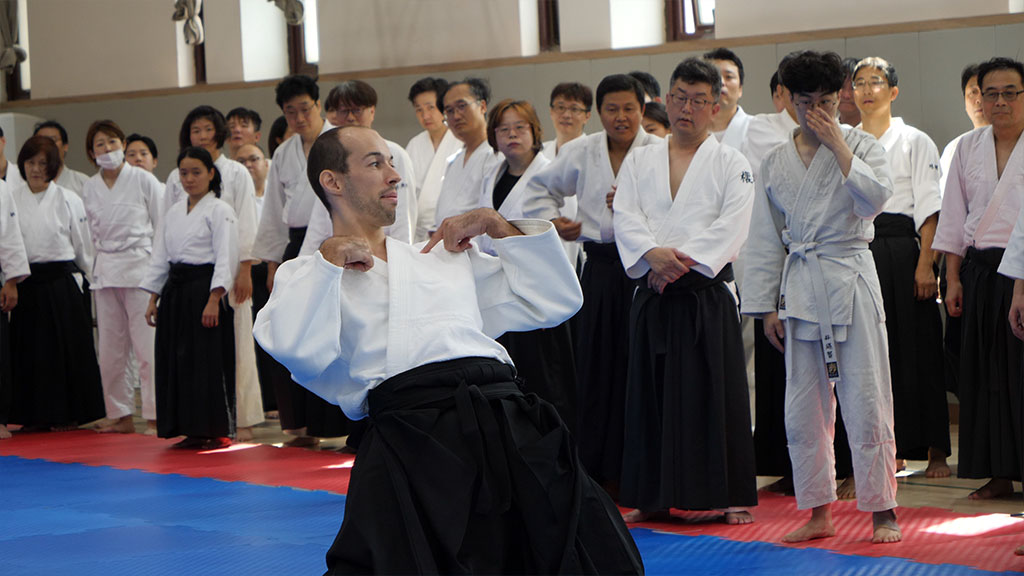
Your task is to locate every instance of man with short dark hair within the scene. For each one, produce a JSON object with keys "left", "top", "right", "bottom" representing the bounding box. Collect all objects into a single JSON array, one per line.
[
  {"left": 770, "top": 72, "right": 785, "bottom": 113},
  {"left": 934, "top": 57, "right": 1024, "bottom": 502},
  {"left": 253, "top": 125, "right": 643, "bottom": 575},
  {"left": 226, "top": 107, "right": 262, "bottom": 158},
  {"left": 405, "top": 77, "right": 462, "bottom": 241},
  {"left": 839, "top": 57, "right": 862, "bottom": 127},
  {"left": 615, "top": 57, "right": 757, "bottom": 524},
  {"left": 433, "top": 77, "right": 503, "bottom": 228},
  {"left": 543, "top": 82, "right": 593, "bottom": 159},
  {"left": 629, "top": 70, "right": 661, "bottom": 103},
  {"left": 742, "top": 50, "right": 900, "bottom": 544},
  {"left": 523, "top": 73, "right": 659, "bottom": 495},
  {"left": 940, "top": 64, "right": 991, "bottom": 191},
  {"left": 704, "top": 47, "right": 751, "bottom": 150},
  {"left": 33, "top": 120, "right": 88, "bottom": 195}
]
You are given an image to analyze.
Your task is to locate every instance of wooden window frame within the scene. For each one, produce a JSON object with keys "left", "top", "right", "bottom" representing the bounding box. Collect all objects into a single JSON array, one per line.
[
  {"left": 539, "top": 0, "right": 560, "bottom": 52},
  {"left": 288, "top": 23, "right": 318, "bottom": 76}
]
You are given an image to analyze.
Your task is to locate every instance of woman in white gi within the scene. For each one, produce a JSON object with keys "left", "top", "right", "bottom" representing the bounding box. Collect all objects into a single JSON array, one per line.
[
  {"left": 165, "top": 106, "right": 262, "bottom": 441},
  {"left": 143, "top": 147, "right": 238, "bottom": 450},
  {"left": 254, "top": 125, "right": 642, "bottom": 574},
  {"left": 7, "top": 136, "right": 104, "bottom": 432},
  {"left": 124, "top": 134, "right": 159, "bottom": 175},
  {"left": 82, "top": 120, "right": 164, "bottom": 435},
  {"left": 853, "top": 57, "right": 950, "bottom": 478},
  {"left": 477, "top": 99, "right": 577, "bottom": 430},
  {"left": 741, "top": 51, "right": 900, "bottom": 544},
  {"left": 0, "top": 179, "right": 31, "bottom": 440}
]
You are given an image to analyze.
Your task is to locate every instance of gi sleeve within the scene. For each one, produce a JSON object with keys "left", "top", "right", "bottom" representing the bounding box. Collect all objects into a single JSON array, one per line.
[
  {"left": 612, "top": 152, "right": 659, "bottom": 279},
  {"left": 740, "top": 163, "right": 788, "bottom": 318},
  {"left": 681, "top": 151, "right": 755, "bottom": 278},
  {"left": 521, "top": 144, "right": 582, "bottom": 221},
  {"left": 253, "top": 252, "right": 346, "bottom": 385},
  {"left": 0, "top": 185, "right": 29, "bottom": 282},
  {"left": 998, "top": 206, "right": 1024, "bottom": 280},
  {"left": 209, "top": 204, "right": 239, "bottom": 293},
  {"left": 908, "top": 132, "right": 943, "bottom": 231},
  {"left": 845, "top": 135, "right": 894, "bottom": 220},
  {"left": 66, "top": 193, "right": 95, "bottom": 283},
  {"left": 142, "top": 171, "right": 165, "bottom": 235},
  {"left": 470, "top": 219, "right": 583, "bottom": 337},
  {"left": 253, "top": 158, "right": 290, "bottom": 263},
  {"left": 231, "top": 162, "right": 259, "bottom": 263},
  {"left": 932, "top": 138, "right": 969, "bottom": 257},
  {"left": 140, "top": 214, "right": 170, "bottom": 295},
  {"left": 163, "top": 170, "right": 184, "bottom": 217}
]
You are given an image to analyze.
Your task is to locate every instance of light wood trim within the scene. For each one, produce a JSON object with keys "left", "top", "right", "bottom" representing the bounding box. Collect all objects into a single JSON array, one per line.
[{"left": 6, "top": 12, "right": 1023, "bottom": 109}]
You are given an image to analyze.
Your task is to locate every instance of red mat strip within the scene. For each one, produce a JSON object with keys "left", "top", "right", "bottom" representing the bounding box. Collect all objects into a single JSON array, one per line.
[{"left": 4, "top": 430, "right": 1024, "bottom": 573}]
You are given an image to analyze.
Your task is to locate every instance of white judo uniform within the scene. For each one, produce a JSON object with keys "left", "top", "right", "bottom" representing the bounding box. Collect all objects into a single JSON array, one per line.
[
  {"left": 407, "top": 129, "right": 463, "bottom": 242},
  {"left": 712, "top": 106, "right": 752, "bottom": 152},
  {"left": 253, "top": 220, "right": 582, "bottom": 420},
  {"left": 0, "top": 180, "right": 29, "bottom": 282},
  {"left": 939, "top": 131, "right": 971, "bottom": 195},
  {"left": 300, "top": 139, "right": 417, "bottom": 255},
  {"left": 82, "top": 164, "right": 164, "bottom": 421},
  {"left": 741, "top": 127, "right": 898, "bottom": 513},
  {"left": 476, "top": 154, "right": 552, "bottom": 253},
  {"left": 3, "top": 161, "right": 25, "bottom": 189},
  {"left": 12, "top": 182, "right": 94, "bottom": 276},
  {"left": 998, "top": 205, "right": 1024, "bottom": 280},
  {"left": 538, "top": 139, "right": 583, "bottom": 268},
  {"left": 433, "top": 144, "right": 503, "bottom": 230},
  {"left": 56, "top": 166, "right": 91, "bottom": 197},
  {"left": 742, "top": 110, "right": 799, "bottom": 179},
  {"left": 869, "top": 118, "right": 942, "bottom": 228},
  {"left": 165, "top": 155, "right": 263, "bottom": 428}
]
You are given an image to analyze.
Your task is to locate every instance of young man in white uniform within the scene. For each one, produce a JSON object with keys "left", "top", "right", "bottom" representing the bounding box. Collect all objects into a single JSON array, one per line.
[{"left": 405, "top": 77, "right": 463, "bottom": 242}]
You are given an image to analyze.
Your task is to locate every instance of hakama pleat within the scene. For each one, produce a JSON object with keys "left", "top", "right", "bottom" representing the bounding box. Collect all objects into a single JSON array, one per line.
[
  {"left": 325, "top": 357, "right": 644, "bottom": 575},
  {"left": 620, "top": 266, "right": 757, "bottom": 511},
  {"left": 154, "top": 263, "right": 236, "bottom": 439},
  {"left": 250, "top": 261, "right": 277, "bottom": 412},
  {"left": 8, "top": 261, "right": 104, "bottom": 427},
  {"left": 575, "top": 241, "right": 634, "bottom": 486},
  {"left": 497, "top": 320, "right": 577, "bottom": 432},
  {"left": 956, "top": 247, "right": 1023, "bottom": 480},
  {"left": 270, "top": 227, "right": 349, "bottom": 437},
  {"left": 939, "top": 255, "right": 962, "bottom": 396},
  {"left": 869, "top": 214, "right": 950, "bottom": 459},
  {"left": 753, "top": 322, "right": 790, "bottom": 476}
]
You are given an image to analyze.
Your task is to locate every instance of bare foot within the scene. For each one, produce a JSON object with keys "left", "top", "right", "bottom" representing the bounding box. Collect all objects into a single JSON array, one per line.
[
  {"left": 0, "top": 424, "right": 11, "bottom": 440},
  {"left": 872, "top": 509, "right": 901, "bottom": 543},
  {"left": 836, "top": 476, "right": 856, "bottom": 500},
  {"left": 895, "top": 458, "right": 906, "bottom": 472},
  {"left": 97, "top": 416, "right": 135, "bottom": 434},
  {"left": 968, "top": 478, "right": 1014, "bottom": 500},
  {"left": 236, "top": 427, "right": 254, "bottom": 442},
  {"left": 622, "top": 509, "right": 672, "bottom": 523},
  {"left": 284, "top": 435, "right": 320, "bottom": 448},
  {"left": 925, "top": 448, "right": 951, "bottom": 478},
  {"left": 143, "top": 421, "right": 158, "bottom": 436},
  {"left": 265, "top": 410, "right": 279, "bottom": 420},
  {"left": 782, "top": 513, "right": 836, "bottom": 543},
  {"left": 723, "top": 509, "right": 754, "bottom": 524},
  {"left": 762, "top": 476, "right": 795, "bottom": 495},
  {"left": 1015, "top": 544, "right": 1024, "bottom": 556}
]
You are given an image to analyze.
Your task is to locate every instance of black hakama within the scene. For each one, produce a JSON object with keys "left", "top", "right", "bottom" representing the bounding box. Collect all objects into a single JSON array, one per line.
[
  {"left": 939, "top": 255, "right": 962, "bottom": 396},
  {"left": 956, "top": 247, "right": 1023, "bottom": 480},
  {"left": 325, "top": 357, "right": 644, "bottom": 575},
  {"left": 250, "top": 260, "right": 277, "bottom": 412},
  {"left": 268, "top": 227, "right": 349, "bottom": 438},
  {"left": 0, "top": 303, "right": 10, "bottom": 426},
  {"left": 497, "top": 320, "right": 577, "bottom": 432},
  {"left": 8, "top": 261, "right": 104, "bottom": 428},
  {"left": 154, "top": 263, "right": 236, "bottom": 439},
  {"left": 620, "top": 265, "right": 757, "bottom": 511},
  {"left": 575, "top": 241, "right": 634, "bottom": 486},
  {"left": 869, "top": 213, "right": 950, "bottom": 460}
]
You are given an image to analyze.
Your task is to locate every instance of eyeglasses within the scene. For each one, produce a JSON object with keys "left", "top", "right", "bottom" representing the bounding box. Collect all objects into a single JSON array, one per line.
[
  {"left": 551, "top": 103, "right": 588, "bottom": 115},
  {"left": 443, "top": 99, "right": 478, "bottom": 118},
  {"left": 852, "top": 79, "right": 889, "bottom": 91},
  {"left": 495, "top": 123, "right": 531, "bottom": 137},
  {"left": 667, "top": 91, "right": 712, "bottom": 110},
  {"left": 982, "top": 89, "right": 1024, "bottom": 103},
  {"left": 334, "top": 106, "right": 365, "bottom": 118}
]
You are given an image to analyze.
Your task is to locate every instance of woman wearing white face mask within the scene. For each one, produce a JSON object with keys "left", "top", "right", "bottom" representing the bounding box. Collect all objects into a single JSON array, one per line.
[{"left": 81, "top": 120, "right": 165, "bottom": 435}]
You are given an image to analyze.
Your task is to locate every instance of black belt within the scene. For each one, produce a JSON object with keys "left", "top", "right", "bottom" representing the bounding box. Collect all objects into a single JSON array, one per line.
[
  {"left": 288, "top": 227, "right": 307, "bottom": 244},
  {"left": 582, "top": 241, "right": 620, "bottom": 263},
  {"left": 368, "top": 357, "right": 520, "bottom": 418},
  {"left": 24, "top": 261, "right": 76, "bottom": 284},
  {"left": 167, "top": 263, "right": 215, "bottom": 283},
  {"left": 965, "top": 246, "right": 1004, "bottom": 270},
  {"left": 639, "top": 263, "right": 734, "bottom": 295},
  {"left": 873, "top": 213, "right": 916, "bottom": 238}
]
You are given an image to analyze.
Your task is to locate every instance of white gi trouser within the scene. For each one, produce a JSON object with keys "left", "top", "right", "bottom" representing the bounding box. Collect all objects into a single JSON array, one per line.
[
  {"left": 782, "top": 238, "right": 897, "bottom": 513},
  {"left": 96, "top": 287, "right": 155, "bottom": 421},
  {"left": 230, "top": 292, "right": 264, "bottom": 429}
]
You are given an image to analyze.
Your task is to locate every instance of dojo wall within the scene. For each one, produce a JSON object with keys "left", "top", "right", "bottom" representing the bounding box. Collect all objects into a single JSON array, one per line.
[{"left": 5, "top": 16, "right": 1024, "bottom": 181}]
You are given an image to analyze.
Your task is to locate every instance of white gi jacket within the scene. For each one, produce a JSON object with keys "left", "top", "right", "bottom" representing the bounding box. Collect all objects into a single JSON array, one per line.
[
  {"left": 933, "top": 126, "right": 1024, "bottom": 256},
  {"left": 253, "top": 220, "right": 583, "bottom": 420},
  {"left": 299, "top": 139, "right": 418, "bottom": 256},
  {"left": 712, "top": 106, "right": 752, "bottom": 152},
  {"left": 742, "top": 110, "right": 799, "bottom": 175},
  {"left": 613, "top": 135, "right": 755, "bottom": 280},
  {"left": 140, "top": 192, "right": 239, "bottom": 295},
  {"left": 82, "top": 164, "right": 164, "bottom": 289},
  {"left": 407, "top": 129, "right": 462, "bottom": 242},
  {"left": 3, "top": 161, "right": 25, "bottom": 189},
  {"left": 869, "top": 118, "right": 942, "bottom": 230},
  {"left": 434, "top": 143, "right": 503, "bottom": 229},
  {"left": 56, "top": 166, "right": 91, "bottom": 196},
  {"left": 0, "top": 180, "right": 30, "bottom": 283},
  {"left": 522, "top": 129, "right": 660, "bottom": 244},
  {"left": 11, "top": 181, "right": 94, "bottom": 279}
]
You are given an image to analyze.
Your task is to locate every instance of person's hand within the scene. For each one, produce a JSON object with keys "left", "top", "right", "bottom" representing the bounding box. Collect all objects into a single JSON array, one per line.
[
  {"left": 914, "top": 263, "right": 938, "bottom": 301},
  {"left": 422, "top": 208, "right": 521, "bottom": 253},
  {"left": 202, "top": 299, "right": 220, "bottom": 328},
  {"left": 266, "top": 262, "right": 279, "bottom": 293},
  {"left": 145, "top": 298, "right": 159, "bottom": 327},
  {"left": 606, "top": 185, "right": 617, "bottom": 210},
  {"left": 1011, "top": 288, "right": 1024, "bottom": 341},
  {"left": 0, "top": 280, "right": 17, "bottom": 313},
  {"left": 552, "top": 217, "right": 582, "bottom": 241},
  {"left": 643, "top": 247, "right": 692, "bottom": 293},
  {"left": 232, "top": 265, "right": 253, "bottom": 303},
  {"left": 320, "top": 236, "right": 375, "bottom": 271},
  {"left": 944, "top": 280, "right": 963, "bottom": 318},
  {"left": 805, "top": 107, "right": 845, "bottom": 153},
  {"left": 763, "top": 311, "right": 785, "bottom": 353}
]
